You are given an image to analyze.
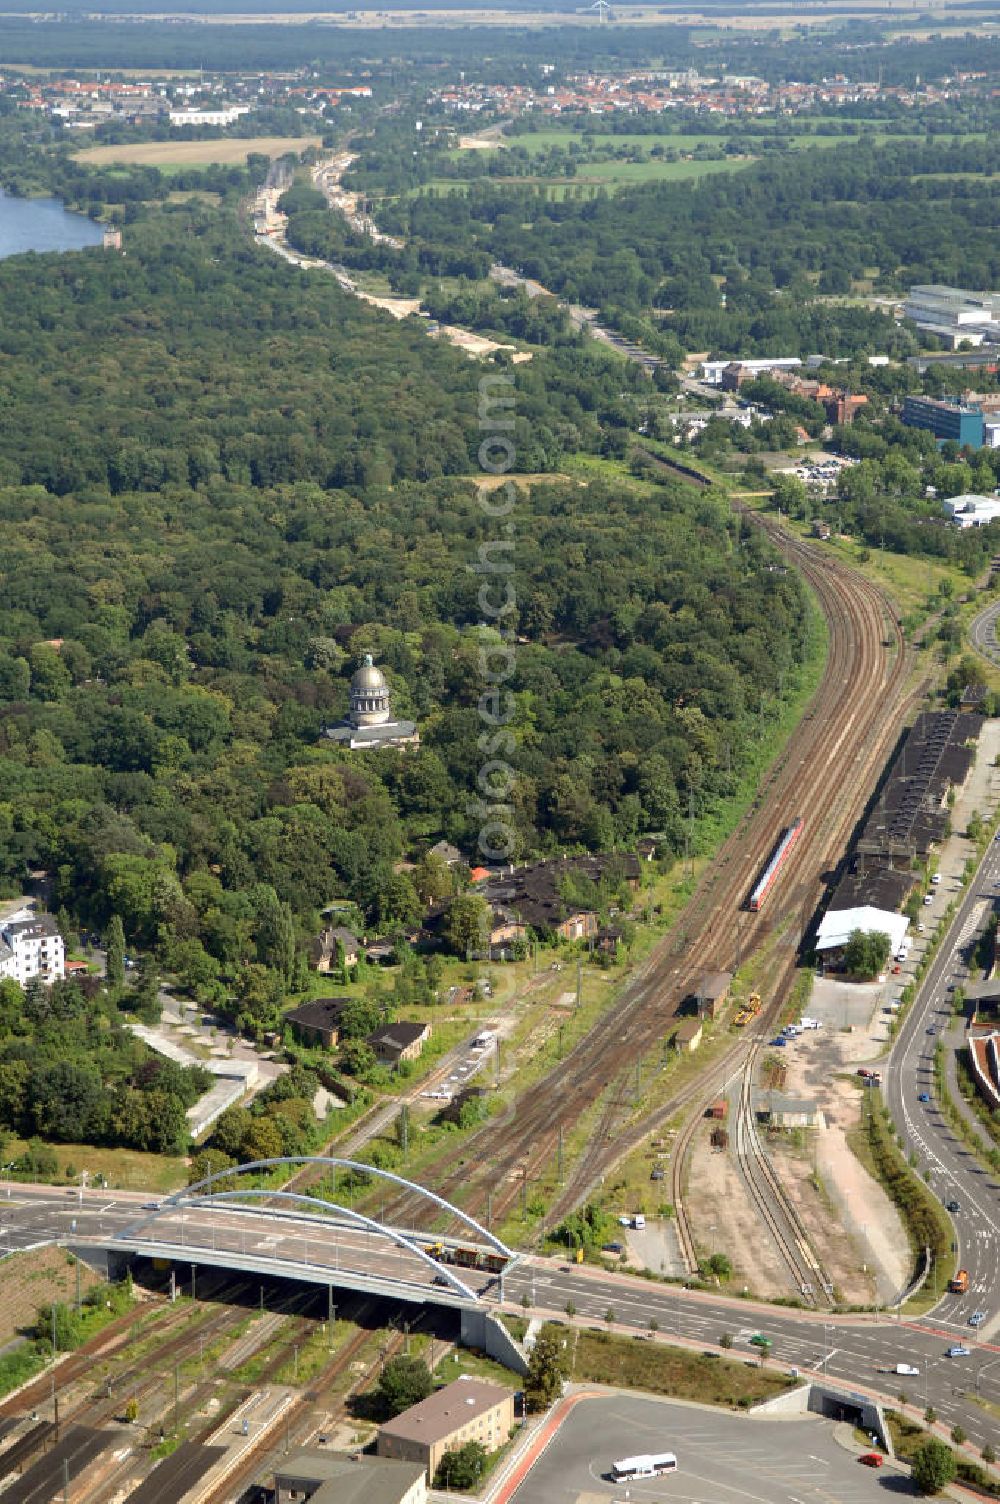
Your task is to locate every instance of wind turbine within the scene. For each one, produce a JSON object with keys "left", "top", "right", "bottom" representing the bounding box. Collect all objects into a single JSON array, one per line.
[{"left": 589, "top": 0, "right": 613, "bottom": 20}]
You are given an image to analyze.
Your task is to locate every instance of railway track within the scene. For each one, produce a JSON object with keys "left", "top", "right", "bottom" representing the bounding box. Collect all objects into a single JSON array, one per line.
[
  {"left": 192, "top": 1310, "right": 412, "bottom": 1504},
  {"left": 372, "top": 513, "right": 915, "bottom": 1246},
  {"left": 732, "top": 1036, "right": 833, "bottom": 1306}
]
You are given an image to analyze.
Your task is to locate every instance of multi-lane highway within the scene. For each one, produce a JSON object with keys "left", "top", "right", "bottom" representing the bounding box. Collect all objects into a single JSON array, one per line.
[
  {"left": 0, "top": 1185, "right": 496, "bottom": 1304},
  {"left": 1, "top": 1183, "right": 998, "bottom": 1451},
  {"left": 503, "top": 1257, "right": 1000, "bottom": 1454},
  {"left": 883, "top": 833, "right": 1000, "bottom": 1337}
]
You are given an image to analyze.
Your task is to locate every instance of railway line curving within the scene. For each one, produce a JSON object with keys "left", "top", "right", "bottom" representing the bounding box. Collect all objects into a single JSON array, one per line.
[
  {"left": 731, "top": 1038, "right": 833, "bottom": 1306},
  {"left": 375, "top": 514, "right": 916, "bottom": 1277}
]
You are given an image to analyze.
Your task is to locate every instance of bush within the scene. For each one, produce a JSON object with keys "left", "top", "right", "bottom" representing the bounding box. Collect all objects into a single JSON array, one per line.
[
  {"left": 911, "top": 1438, "right": 957, "bottom": 1495},
  {"left": 376, "top": 1357, "right": 432, "bottom": 1418},
  {"left": 434, "top": 1441, "right": 488, "bottom": 1491}
]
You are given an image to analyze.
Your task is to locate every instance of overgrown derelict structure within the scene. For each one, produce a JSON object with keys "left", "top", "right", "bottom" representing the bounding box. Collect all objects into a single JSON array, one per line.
[{"left": 323, "top": 655, "right": 419, "bottom": 751}]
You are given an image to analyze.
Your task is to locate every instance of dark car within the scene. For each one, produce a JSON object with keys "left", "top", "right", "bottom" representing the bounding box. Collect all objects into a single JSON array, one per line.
[
  {"left": 918, "top": 1093, "right": 931, "bottom": 1103},
  {"left": 946, "top": 1200, "right": 961, "bottom": 1213}
]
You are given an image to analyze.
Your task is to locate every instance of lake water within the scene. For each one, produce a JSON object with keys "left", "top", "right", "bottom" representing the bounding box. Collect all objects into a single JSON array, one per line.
[{"left": 0, "top": 188, "right": 104, "bottom": 258}]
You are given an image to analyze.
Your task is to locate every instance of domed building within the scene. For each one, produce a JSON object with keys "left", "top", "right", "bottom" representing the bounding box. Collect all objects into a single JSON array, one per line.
[{"left": 323, "top": 655, "right": 419, "bottom": 751}]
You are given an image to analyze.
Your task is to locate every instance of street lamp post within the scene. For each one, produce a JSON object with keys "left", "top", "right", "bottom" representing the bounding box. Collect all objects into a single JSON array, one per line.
[{"left": 975, "top": 1354, "right": 1000, "bottom": 1397}]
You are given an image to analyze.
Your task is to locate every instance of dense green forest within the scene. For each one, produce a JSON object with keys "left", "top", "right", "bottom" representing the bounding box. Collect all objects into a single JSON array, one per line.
[
  {"left": 0, "top": 179, "right": 812, "bottom": 1012},
  {"left": 0, "top": 974, "right": 209, "bottom": 1154},
  {"left": 353, "top": 136, "right": 999, "bottom": 358},
  {"left": 0, "top": 18, "right": 993, "bottom": 81}
]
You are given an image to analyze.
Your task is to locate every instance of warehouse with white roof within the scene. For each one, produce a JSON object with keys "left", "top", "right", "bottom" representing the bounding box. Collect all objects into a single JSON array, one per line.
[{"left": 815, "top": 905, "right": 909, "bottom": 960}]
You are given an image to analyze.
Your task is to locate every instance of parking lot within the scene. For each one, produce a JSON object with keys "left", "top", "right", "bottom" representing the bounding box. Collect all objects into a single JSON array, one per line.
[{"left": 511, "top": 1395, "right": 913, "bottom": 1503}]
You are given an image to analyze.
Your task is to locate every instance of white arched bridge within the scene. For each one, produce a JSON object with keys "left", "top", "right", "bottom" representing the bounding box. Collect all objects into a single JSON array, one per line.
[{"left": 79, "top": 1157, "right": 518, "bottom": 1307}]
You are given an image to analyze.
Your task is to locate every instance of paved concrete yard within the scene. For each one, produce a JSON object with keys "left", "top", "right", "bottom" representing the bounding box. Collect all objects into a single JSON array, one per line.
[{"left": 511, "top": 1395, "right": 912, "bottom": 1503}]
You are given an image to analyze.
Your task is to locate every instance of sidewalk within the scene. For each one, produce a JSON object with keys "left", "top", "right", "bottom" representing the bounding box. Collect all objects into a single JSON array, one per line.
[{"left": 943, "top": 1016, "right": 986, "bottom": 1141}]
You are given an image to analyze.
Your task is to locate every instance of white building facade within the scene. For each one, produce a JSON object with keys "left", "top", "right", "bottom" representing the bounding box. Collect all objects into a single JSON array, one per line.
[{"left": 0, "top": 913, "right": 65, "bottom": 986}]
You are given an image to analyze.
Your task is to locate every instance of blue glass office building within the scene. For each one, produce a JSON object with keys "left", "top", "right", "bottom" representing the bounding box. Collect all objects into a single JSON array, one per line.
[{"left": 902, "top": 396, "right": 985, "bottom": 447}]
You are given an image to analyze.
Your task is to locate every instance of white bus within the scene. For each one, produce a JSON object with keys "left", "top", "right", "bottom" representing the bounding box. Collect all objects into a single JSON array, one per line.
[{"left": 611, "top": 1453, "right": 678, "bottom": 1480}]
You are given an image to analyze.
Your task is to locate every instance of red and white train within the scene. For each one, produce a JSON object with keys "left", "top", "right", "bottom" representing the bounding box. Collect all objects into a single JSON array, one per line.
[{"left": 747, "top": 817, "right": 803, "bottom": 911}]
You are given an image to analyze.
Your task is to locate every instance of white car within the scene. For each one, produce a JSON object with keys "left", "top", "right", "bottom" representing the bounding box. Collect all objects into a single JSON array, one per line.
[{"left": 896, "top": 1363, "right": 920, "bottom": 1376}]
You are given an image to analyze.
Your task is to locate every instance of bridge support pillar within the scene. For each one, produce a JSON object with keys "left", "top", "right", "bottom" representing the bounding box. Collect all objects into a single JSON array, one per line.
[{"left": 460, "top": 1308, "right": 529, "bottom": 1377}]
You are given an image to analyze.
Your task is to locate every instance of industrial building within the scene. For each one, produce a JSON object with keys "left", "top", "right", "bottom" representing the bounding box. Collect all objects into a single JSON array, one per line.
[
  {"left": 672, "top": 1017, "right": 704, "bottom": 1053},
  {"left": 694, "top": 970, "right": 733, "bottom": 1018},
  {"left": 700, "top": 356, "right": 801, "bottom": 386},
  {"left": 752, "top": 1090, "right": 824, "bottom": 1130},
  {"left": 816, "top": 711, "right": 983, "bottom": 970},
  {"left": 903, "top": 285, "right": 1000, "bottom": 349},
  {"left": 815, "top": 905, "right": 909, "bottom": 963},
  {"left": 377, "top": 1376, "right": 515, "bottom": 1482},
  {"left": 901, "top": 396, "right": 985, "bottom": 448},
  {"left": 941, "top": 493, "right": 1000, "bottom": 528}
]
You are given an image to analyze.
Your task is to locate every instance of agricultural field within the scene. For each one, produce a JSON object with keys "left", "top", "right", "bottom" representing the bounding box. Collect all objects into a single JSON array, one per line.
[
  {"left": 505, "top": 123, "right": 932, "bottom": 156},
  {"left": 73, "top": 135, "right": 322, "bottom": 169},
  {"left": 408, "top": 156, "right": 751, "bottom": 197}
]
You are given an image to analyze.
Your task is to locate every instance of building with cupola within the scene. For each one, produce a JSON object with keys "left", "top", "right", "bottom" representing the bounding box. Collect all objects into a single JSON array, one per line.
[{"left": 323, "top": 655, "right": 419, "bottom": 751}]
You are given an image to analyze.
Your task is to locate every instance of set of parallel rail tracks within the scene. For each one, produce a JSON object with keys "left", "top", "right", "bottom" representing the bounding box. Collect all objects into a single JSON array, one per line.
[{"left": 373, "top": 512, "right": 920, "bottom": 1283}]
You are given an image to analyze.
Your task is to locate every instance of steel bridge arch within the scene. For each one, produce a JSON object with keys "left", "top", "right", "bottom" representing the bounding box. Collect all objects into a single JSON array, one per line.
[
  {"left": 121, "top": 1187, "right": 481, "bottom": 1301},
  {"left": 171, "top": 1156, "right": 513, "bottom": 1257},
  {"left": 117, "top": 1156, "right": 515, "bottom": 1302}
]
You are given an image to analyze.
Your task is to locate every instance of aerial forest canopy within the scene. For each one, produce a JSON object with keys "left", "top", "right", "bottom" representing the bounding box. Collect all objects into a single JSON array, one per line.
[
  {"left": 0, "top": 17, "right": 993, "bottom": 80},
  {"left": 364, "top": 136, "right": 1000, "bottom": 358},
  {"left": 0, "top": 194, "right": 812, "bottom": 970}
]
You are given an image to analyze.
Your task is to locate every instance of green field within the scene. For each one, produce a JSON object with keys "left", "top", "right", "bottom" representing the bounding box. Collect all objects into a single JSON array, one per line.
[
  {"left": 503, "top": 124, "right": 985, "bottom": 159},
  {"left": 410, "top": 156, "right": 752, "bottom": 198}
]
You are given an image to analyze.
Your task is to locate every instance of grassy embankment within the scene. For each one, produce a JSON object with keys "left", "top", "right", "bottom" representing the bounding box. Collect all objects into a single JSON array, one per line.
[
  {"left": 886, "top": 1410, "right": 1000, "bottom": 1498},
  {"left": 847, "top": 1095, "right": 954, "bottom": 1313},
  {"left": 565, "top": 1326, "right": 797, "bottom": 1408},
  {"left": 1, "top": 1137, "right": 187, "bottom": 1192}
]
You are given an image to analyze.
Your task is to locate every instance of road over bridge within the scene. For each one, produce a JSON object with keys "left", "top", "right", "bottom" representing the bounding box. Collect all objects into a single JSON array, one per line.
[
  {"left": 2, "top": 1163, "right": 999, "bottom": 1454},
  {"left": 2, "top": 1158, "right": 515, "bottom": 1310}
]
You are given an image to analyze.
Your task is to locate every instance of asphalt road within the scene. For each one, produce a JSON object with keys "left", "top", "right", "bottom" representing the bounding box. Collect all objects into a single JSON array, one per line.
[
  {"left": 882, "top": 837, "right": 1000, "bottom": 1338},
  {"left": 0, "top": 1188, "right": 494, "bottom": 1300},
  {"left": 1, "top": 1185, "right": 998, "bottom": 1447},
  {"left": 510, "top": 1395, "right": 906, "bottom": 1504},
  {"left": 501, "top": 1261, "right": 1000, "bottom": 1453}
]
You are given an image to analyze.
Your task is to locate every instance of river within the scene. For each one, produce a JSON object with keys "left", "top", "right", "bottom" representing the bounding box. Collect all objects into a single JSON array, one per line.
[{"left": 0, "top": 188, "right": 104, "bottom": 259}]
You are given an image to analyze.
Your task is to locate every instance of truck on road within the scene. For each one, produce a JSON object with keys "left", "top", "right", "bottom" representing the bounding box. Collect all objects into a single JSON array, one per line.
[{"left": 949, "top": 1269, "right": 969, "bottom": 1294}]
